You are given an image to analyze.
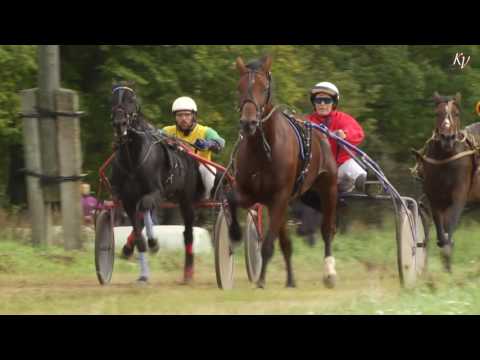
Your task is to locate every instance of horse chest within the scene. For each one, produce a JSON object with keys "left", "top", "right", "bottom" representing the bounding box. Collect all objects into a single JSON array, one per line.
[{"left": 236, "top": 168, "right": 276, "bottom": 196}]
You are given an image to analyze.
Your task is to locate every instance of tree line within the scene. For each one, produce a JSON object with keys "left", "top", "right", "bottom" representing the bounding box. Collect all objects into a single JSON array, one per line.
[{"left": 1, "top": 45, "right": 479, "bottom": 205}]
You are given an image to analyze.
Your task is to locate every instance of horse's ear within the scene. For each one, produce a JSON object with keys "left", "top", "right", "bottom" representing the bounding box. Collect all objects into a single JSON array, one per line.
[
  {"left": 262, "top": 55, "right": 273, "bottom": 73},
  {"left": 127, "top": 80, "right": 136, "bottom": 88},
  {"left": 433, "top": 91, "right": 441, "bottom": 103},
  {"left": 236, "top": 57, "right": 247, "bottom": 74},
  {"left": 455, "top": 92, "right": 462, "bottom": 104}
]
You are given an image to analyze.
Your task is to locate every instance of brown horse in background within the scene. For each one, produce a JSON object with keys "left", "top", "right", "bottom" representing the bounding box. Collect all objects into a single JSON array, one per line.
[
  {"left": 415, "top": 92, "right": 480, "bottom": 272},
  {"left": 226, "top": 55, "right": 338, "bottom": 288}
]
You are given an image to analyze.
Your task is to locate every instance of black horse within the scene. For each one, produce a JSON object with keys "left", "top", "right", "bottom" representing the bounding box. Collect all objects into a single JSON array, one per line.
[{"left": 110, "top": 81, "right": 205, "bottom": 283}]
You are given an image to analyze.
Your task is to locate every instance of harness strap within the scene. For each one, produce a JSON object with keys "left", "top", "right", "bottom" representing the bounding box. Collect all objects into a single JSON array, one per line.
[
  {"left": 414, "top": 149, "right": 477, "bottom": 165},
  {"left": 282, "top": 112, "right": 313, "bottom": 196}
]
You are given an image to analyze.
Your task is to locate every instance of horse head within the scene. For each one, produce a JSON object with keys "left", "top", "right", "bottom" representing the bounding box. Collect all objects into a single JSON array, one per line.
[
  {"left": 235, "top": 55, "right": 273, "bottom": 136},
  {"left": 111, "top": 80, "right": 141, "bottom": 138},
  {"left": 433, "top": 91, "right": 462, "bottom": 152}
]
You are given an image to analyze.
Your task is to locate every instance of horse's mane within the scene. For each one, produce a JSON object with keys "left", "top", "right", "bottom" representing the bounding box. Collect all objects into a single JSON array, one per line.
[{"left": 135, "top": 113, "right": 156, "bottom": 132}]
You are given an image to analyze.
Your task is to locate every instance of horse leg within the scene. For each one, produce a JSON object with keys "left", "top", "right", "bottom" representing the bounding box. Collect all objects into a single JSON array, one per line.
[
  {"left": 144, "top": 210, "right": 159, "bottom": 254},
  {"left": 445, "top": 201, "right": 465, "bottom": 246},
  {"left": 278, "top": 223, "right": 296, "bottom": 288},
  {"left": 418, "top": 195, "right": 432, "bottom": 249},
  {"left": 441, "top": 202, "right": 465, "bottom": 273},
  {"left": 132, "top": 203, "right": 150, "bottom": 283},
  {"left": 319, "top": 178, "right": 338, "bottom": 289},
  {"left": 257, "top": 194, "right": 289, "bottom": 289},
  {"left": 121, "top": 203, "right": 137, "bottom": 259},
  {"left": 139, "top": 192, "right": 160, "bottom": 254},
  {"left": 179, "top": 199, "right": 195, "bottom": 284},
  {"left": 432, "top": 208, "right": 451, "bottom": 272},
  {"left": 226, "top": 189, "right": 255, "bottom": 248}
]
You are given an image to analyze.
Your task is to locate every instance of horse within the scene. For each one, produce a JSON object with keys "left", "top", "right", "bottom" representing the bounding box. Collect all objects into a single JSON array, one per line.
[
  {"left": 226, "top": 55, "right": 338, "bottom": 288},
  {"left": 414, "top": 92, "right": 480, "bottom": 272},
  {"left": 110, "top": 81, "right": 205, "bottom": 283}
]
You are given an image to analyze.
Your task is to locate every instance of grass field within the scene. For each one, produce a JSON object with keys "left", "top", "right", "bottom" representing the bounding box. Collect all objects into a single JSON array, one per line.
[{"left": 1, "top": 213, "right": 480, "bottom": 314}]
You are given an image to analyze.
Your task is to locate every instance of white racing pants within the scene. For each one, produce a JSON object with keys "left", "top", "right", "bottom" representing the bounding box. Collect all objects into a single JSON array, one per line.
[
  {"left": 198, "top": 163, "right": 217, "bottom": 199},
  {"left": 337, "top": 158, "right": 367, "bottom": 193}
]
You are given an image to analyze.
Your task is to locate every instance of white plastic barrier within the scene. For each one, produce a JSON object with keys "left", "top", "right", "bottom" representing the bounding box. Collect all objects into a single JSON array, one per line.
[{"left": 112, "top": 225, "right": 212, "bottom": 254}]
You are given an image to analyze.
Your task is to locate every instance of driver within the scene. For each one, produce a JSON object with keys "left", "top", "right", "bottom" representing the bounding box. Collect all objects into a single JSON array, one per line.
[{"left": 306, "top": 82, "right": 367, "bottom": 193}]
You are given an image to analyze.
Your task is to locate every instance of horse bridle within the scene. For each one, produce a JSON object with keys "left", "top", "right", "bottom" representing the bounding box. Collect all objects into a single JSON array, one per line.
[
  {"left": 112, "top": 86, "right": 139, "bottom": 133},
  {"left": 416, "top": 100, "right": 477, "bottom": 165},
  {"left": 238, "top": 70, "right": 272, "bottom": 124},
  {"left": 237, "top": 70, "right": 277, "bottom": 161},
  {"left": 434, "top": 100, "right": 459, "bottom": 141}
]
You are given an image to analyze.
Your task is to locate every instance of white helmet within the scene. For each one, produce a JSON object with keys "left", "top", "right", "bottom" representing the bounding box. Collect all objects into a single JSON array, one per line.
[
  {"left": 172, "top": 96, "right": 197, "bottom": 113},
  {"left": 311, "top": 82, "right": 340, "bottom": 103}
]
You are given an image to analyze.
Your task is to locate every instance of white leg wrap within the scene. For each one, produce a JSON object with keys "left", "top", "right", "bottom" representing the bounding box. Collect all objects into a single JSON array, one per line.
[
  {"left": 144, "top": 211, "right": 155, "bottom": 239},
  {"left": 324, "top": 256, "right": 336, "bottom": 276},
  {"left": 138, "top": 252, "right": 150, "bottom": 278}
]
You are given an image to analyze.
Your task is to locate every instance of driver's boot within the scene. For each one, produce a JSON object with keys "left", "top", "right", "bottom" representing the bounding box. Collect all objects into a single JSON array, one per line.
[
  {"left": 356, "top": 173, "right": 383, "bottom": 197},
  {"left": 354, "top": 174, "right": 367, "bottom": 193}
]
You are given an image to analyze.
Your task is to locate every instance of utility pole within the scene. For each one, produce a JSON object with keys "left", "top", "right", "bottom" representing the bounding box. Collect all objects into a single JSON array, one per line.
[{"left": 20, "top": 45, "right": 84, "bottom": 249}]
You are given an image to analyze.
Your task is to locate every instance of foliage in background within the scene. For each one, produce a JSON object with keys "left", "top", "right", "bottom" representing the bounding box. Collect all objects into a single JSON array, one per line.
[{"left": 2, "top": 45, "right": 480, "bottom": 203}]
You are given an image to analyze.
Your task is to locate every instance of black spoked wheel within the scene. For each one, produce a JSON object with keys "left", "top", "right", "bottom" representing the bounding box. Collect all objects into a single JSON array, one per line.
[{"left": 95, "top": 210, "right": 115, "bottom": 285}]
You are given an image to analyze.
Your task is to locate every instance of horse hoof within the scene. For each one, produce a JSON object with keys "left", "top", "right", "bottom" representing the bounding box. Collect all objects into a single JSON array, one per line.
[
  {"left": 256, "top": 280, "right": 266, "bottom": 289},
  {"left": 229, "top": 238, "right": 242, "bottom": 254},
  {"left": 323, "top": 274, "right": 336, "bottom": 289},
  {"left": 136, "top": 276, "right": 149, "bottom": 284},
  {"left": 178, "top": 267, "right": 194, "bottom": 285},
  {"left": 286, "top": 281, "right": 296, "bottom": 288},
  {"left": 121, "top": 244, "right": 134, "bottom": 259},
  {"left": 148, "top": 238, "right": 159, "bottom": 254},
  {"left": 440, "top": 245, "right": 453, "bottom": 273},
  {"left": 228, "top": 223, "right": 242, "bottom": 243},
  {"left": 180, "top": 278, "right": 193, "bottom": 286},
  {"left": 177, "top": 277, "right": 193, "bottom": 286}
]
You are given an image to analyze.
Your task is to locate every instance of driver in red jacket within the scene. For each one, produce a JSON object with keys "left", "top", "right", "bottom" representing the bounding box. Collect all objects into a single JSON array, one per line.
[{"left": 306, "top": 82, "right": 368, "bottom": 193}]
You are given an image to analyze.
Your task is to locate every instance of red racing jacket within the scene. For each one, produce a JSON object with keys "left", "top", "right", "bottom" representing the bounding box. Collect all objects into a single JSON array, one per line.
[{"left": 306, "top": 110, "right": 365, "bottom": 166}]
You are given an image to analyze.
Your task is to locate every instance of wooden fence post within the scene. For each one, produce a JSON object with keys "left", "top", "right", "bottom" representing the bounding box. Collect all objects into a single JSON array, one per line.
[{"left": 56, "top": 89, "right": 84, "bottom": 250}]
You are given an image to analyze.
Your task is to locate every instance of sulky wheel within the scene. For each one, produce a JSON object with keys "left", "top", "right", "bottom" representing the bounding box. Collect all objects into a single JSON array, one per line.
[
  {"left": 244, "top": 207, "right": 264, "bottom": 283},
  {"left": 214, "top": 206, "right": 234, "bottom": 290},
  {"left": 396, "top": 206, "right": 426, "bottom": 288},
  {"left": 95, "top": 210, "right": 115, "bottom": 285},
  {"left": 415, "top": 205, "right": 428, "bottom": 276}
]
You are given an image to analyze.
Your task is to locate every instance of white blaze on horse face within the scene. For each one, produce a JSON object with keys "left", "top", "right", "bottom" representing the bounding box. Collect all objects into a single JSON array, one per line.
[
  {"left": 442, "top": 104, "right": 451, "bottom": 130},
  {"left": 443, "top": 118, "right": 451, "bottom": 129}
]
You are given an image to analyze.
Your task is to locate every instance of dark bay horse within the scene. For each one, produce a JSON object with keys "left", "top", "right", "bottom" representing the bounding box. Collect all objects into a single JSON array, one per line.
[
  {"left": 414, "top": 92, "right": 480, "bottom": 271},
  {"left": 227, "top": 56, "right": 338, "bottom": 288},
  {"left": 110, "top": 82, "right": 205, "bottom": 283}
]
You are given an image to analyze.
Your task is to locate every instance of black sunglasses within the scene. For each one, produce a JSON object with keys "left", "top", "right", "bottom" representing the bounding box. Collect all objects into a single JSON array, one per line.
[{"left": 314, "top": 97, "right": 334, "bottom": 105}]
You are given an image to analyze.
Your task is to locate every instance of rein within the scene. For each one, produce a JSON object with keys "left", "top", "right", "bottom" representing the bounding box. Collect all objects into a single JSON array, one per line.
[
  {"left": 416, "top": 130, "right": 478, "bottom": 165},
  {"left": 414, "top": 149, "right": 477, "bottom": 165},
  {"left": 114, "top": 129, "right": 164, "bottom": 176}
]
